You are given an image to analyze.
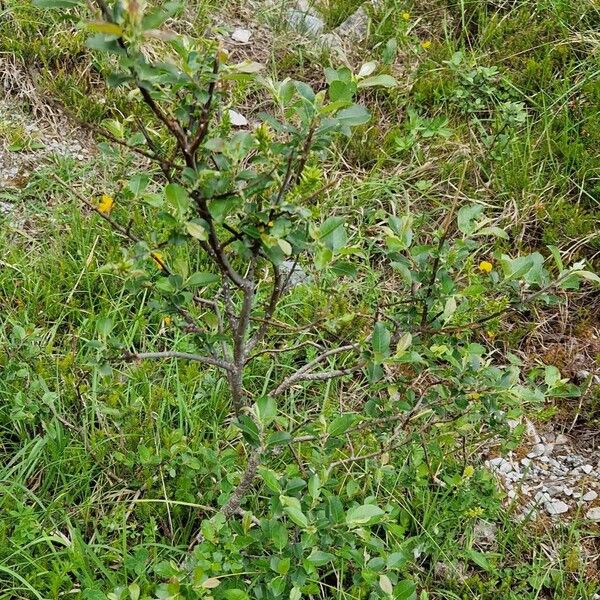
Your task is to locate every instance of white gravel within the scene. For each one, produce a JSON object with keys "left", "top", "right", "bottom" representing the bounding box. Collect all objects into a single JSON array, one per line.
[{"left": 486, "top": 420, "right": 600, "bottom": 521}]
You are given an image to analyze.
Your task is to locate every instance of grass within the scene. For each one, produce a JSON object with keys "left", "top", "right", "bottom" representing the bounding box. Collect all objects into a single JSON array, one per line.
[{"left": 1, "top": 0, "right": 599, "bottom": 598}]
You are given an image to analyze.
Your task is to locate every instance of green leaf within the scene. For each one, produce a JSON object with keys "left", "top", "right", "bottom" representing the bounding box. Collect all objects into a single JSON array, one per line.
[
  {"left": 345, "top": 503, "right": 384, "bottom": 526},
  {"left": 328, "top": 80, "right": 357, "bottom": 103},
  {"left": 308, "top": 473, "right": 321, "bottom": 499},
  {"left": 277, "top": 238, "right": 292, "bottom": 255},
  {"left": 185, "top": 221, "right": 209, "bottom": 241},
  {"left": 306, "top": 549, "right": 335, "bottom": 566},
  {"left": 33, "top": 0, "right": 82, "bottom": 7},
  {"left": 128, "top": 174, "right": 149, "bottom": 196},
  {"left": 387, "top": 551, "right": 409, "bottom": 569},
  {"left": 319, "top": 217, "right": 347, "bottom": 252},
  {"left": 128, "top": 583, "right": 141, "bottom": 600},
  {"left": 572, "top": 270, "right": 600, "bottom": 284},
  {"left": 395, "top": 332, "right": 412, "bottom": 354},
  {"left": 372, "top": 322, "right": 391, "bottom": 356},
  {"left": 283, "top": 506, "right": 309, "bottom": 529},
  {"left": 442, "top": 296, "right": 457, "bottom": 322},
  {"left": 96, "top": 317, "right": 113, "bottom": 337},
  {"left": 258, "top": 467, "right": 281, "bottom": 494},
  {"left": 357, "top": 74, "right": 397, "bottom": 88},
  {"left": 547, "top": 245, "right": 564, "bottom": 272},
  {"left": 165, "top": 183, "right": 190, "bottom": 214},
  {"left": 395, "top": 580, "right": 417, "bottom": 600},
  {"left": 457, "top": 203, "right": 484, "bottom": 235},
  {"left": 256, "top": 396, "right": 277, "bottom": 424},
  {"left": 328, "top": 414, "right": 359, "bottom": 437},
  {"left": 270, "top": 521, "right": 288, "bottom": 550},
  {"left": 466, "top": 550, "right": 493, "bottom": 572},
  {"left": 223, "top": 590, "right": 249, "bottom": 600},
  {"left": 335, "top": 104, "right": 370, "bottom": 135},
  {"left": 314, "top": 246, "right": 333, "bottom": 270},
  {"left": 476, "top": 226, "right": 508, "bottom": 239},
  {"left": 186, "top": 271, "right": 219, "bottom": 287}
]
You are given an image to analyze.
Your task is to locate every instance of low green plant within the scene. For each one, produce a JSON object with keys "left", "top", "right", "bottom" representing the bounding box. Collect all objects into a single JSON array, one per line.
[{"left": 5, "top": 0, "right": 598, "bottom": 597}]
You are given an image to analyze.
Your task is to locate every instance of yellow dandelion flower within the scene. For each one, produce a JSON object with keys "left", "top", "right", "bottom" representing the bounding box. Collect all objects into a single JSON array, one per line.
[
  {"left": 401, "top": 11, "right": 410, "bottom": 20},
  {"left": 151, "top": 251, "right": 165, "bottom": 270},
  {"left": 163, "top": 315, "right": 172, "bottom": 326},
  {"left": 421, "top": 40, "right": 432, "bottom": 49},
  {"left": 98, "top": 194, "right": 115, "bottom": 215},
  {"left": 479, "top": 260, "right": 493, "bottom": 273}
]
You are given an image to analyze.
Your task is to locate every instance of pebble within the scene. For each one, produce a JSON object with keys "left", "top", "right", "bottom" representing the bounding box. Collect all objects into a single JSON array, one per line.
[
  {"left": 286, "top": 9, "right": 325, "bottom": 36},
  {"left": 231, "top": 28, "right": 252, "bottom": 43},
  {"left": 586, "top": 507, "right": 600, "bottom": 522},
  {"left": 228, "top": 110, "right": 248, "bottom": 127},
  {"left": 486, "top": 422, "right": 600, "bottom": 522},
  {"left": 545, "top": 500, "right": 570, "bottom": 515}
]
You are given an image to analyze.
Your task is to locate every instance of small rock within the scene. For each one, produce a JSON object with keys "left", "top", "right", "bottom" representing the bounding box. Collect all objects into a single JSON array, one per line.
[
  {"left": 582, "top": 490, "right": 598, "bottom": 502},
  {"left": 528, "top": 443, "right": 546, "bottom": 458},
  {"left": 586, "top": 507, "right": 600, "bottom": 522},
  {"left": 228, "top": 110, "right": 248, "bottom": 127},
  {"left": 286, "top": 9, "right": 325, "bottom": 36},
  {"left": 473, "top": 520, "right": 497, "bottom": 548},
  {"left": 281, "top": 259, "right": 309, "bottom": 289},
  {"left": 575, "top": 369, "right": 591, "bottom": 382},
  {"left": 546, "top": 485, "right": 563, "bottom": 497},
  {"left": 545, "top": 500, "right": 570, "bottom": 515},
  {"left": 521, "top": 458, "right": 531, "bottom": 467},
  {"left": 231, "top": 28, "right": 252, "bottom": 43},
  {"left": 334, "top": 5, "right": 369, "bottom": 38},
  {"left": 581, "top": 464, "right": 594, "bottom": 475},
  {"left": 554, "top": 434, "right": 569, "bottom": 445}
]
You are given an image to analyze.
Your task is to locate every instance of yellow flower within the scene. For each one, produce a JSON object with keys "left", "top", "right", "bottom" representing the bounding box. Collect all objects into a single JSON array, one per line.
[
  {"left": 465, "top": 506, "right": 484, "bottom": 518},
  {"left": 479, "top": 260, "right": 493, "bottom": 273},
  {"left": 98, "top": 194, "right": 115, "bottom": 215},
  {"left": 163, "top": 315, "right": 172, "bottom": 326},
  {"left": 401, "top": 11, "right": 410, "bottom": 20},
  {"left": 151, "top": 251, "right": 165, "bottom": 270},
  {"left": 421, "top": 40, "right": 432, "bottom": 49},
  {"left": 463, "top": 465, "right": 475, "bottom": 479}
]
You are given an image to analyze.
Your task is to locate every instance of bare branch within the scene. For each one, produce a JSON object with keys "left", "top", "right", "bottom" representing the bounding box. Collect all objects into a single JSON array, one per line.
[
  {"left": 125, "top": 351, "right": 233, "bottom": 372},
  {"left": 272, "top": 344, "right": 362, "bottom": 396},
  {"left": 220, "top": 448, "right": 262, "bottom": 518},
  {"left": 188, "top": 54, "right": 219, "bottom": 158},
  {"left": 247, "top": 263, "right": 283, "bottom": 352}
]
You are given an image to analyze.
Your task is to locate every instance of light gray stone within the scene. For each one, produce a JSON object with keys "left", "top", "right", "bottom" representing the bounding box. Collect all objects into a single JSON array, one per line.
[
  {"left": 231, "top": 28, "right": 252, "bottom": 43},
  {"left": 286, "top": 9, "right": 324, "bottom": 36},
  {"left": 545, "top": 500, "right": 570, "bottom": 515},
  {"left": 586, "top": 507, "right": 600, "bottom": 521}
]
